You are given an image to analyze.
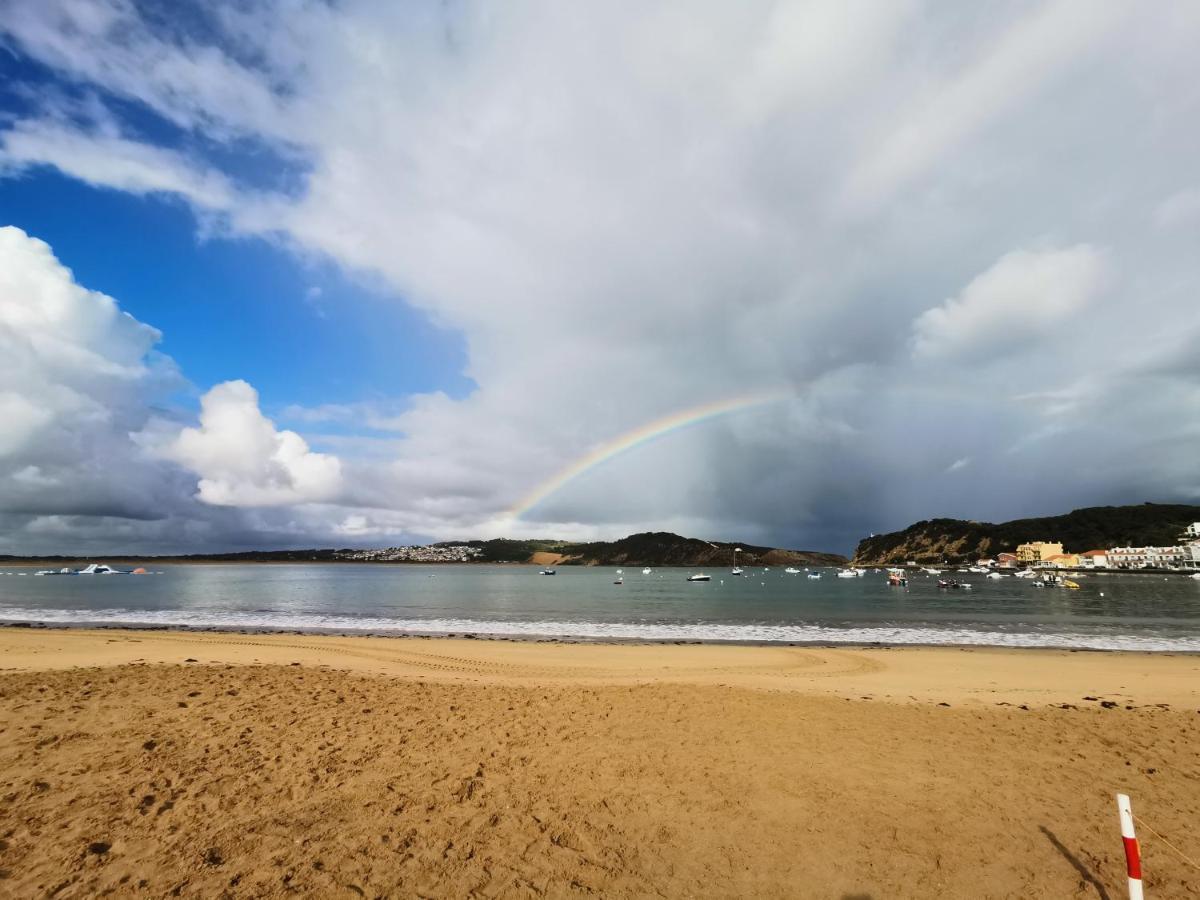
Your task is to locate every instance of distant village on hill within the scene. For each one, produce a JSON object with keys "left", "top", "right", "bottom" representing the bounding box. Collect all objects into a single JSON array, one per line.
[{"left": 851, "top": 503, "right": 1200, "bottom": 571}]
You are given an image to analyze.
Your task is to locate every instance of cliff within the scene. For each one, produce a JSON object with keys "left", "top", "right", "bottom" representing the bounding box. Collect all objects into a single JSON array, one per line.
[{"left": 852, "top": 503, "right": 1200, "bottom": 566}]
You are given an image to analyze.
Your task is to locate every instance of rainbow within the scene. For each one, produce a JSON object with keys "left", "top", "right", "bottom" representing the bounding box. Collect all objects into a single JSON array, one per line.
[{"left": 511, "top": 390, "right": 791, "bottom": 519}]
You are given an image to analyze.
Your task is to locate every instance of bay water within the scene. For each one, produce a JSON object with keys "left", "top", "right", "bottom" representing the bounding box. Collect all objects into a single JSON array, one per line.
[{"left": 2, "top": 564, "right": 1199, "bottom": 651}]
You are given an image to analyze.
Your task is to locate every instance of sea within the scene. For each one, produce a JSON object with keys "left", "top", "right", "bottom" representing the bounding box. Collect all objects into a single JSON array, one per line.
[{"left": 1, "top": 564, "right": 1199, "bottom": 652}]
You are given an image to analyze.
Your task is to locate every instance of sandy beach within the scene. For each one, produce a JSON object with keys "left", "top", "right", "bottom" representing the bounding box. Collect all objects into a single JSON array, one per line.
[{"left": 1, "top": 629, "right": 1197, "bottom": 897}]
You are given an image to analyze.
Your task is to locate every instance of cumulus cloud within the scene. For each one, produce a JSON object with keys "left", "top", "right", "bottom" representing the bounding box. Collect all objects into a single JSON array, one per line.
[
  {"left": 1, "top": 2, "right": 1199, "bottom": 551},
  {"left": 911, "top": 246, "right": 1108, "bottom": 362},
  {"left": 167, "top": 380, "right": 343, "bottom": 507},
  {"left": 0, "top": 225, "right": 180, "bottom": 519}
]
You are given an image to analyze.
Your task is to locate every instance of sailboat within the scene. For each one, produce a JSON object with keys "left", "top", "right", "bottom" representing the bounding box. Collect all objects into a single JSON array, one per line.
[
  {"left": 731, "top": 546, "right": 744, "bottom": 576},
  {"left": 687, "top": 573, "right": 711, "bottom": 582}
]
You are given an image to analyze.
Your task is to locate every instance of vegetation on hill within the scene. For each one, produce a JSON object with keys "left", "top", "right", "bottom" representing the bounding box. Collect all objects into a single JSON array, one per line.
[
  {"left": 550, "top": 532, "right": 846, "bottom": 568},
  {"left": 852, "top": 503, "right": 1200, "bottom": 565}
]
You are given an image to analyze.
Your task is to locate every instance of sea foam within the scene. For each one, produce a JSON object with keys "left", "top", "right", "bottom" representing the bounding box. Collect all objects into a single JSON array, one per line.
[{"left": 0, "top": 607, "right": 1197, "bottom": 652}]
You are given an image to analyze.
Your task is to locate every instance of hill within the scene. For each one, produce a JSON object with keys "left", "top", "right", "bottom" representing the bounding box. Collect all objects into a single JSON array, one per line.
[
  {"left": 852, "top": 503, "right": 1200, "bottom": 565},
  {"left": 0, "top": 533, "right": 846, "bottom": 568},
  {"left": 546, "top": 532, "right": 845, "bottom": 568}
]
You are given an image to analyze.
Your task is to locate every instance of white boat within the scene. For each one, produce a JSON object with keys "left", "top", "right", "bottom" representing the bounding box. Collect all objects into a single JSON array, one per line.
[
  {"left": 77, "top": 563, "right": 123, "bottom": 575},
  {"left": 807, "top": 571, "right": 822, "bottom": 580},
  {"left": 836, "top": 569, "right": 858, "bottom": 578},
  {"left": 1190, "top": 573, "right": 1200, "bottom": 581},
  {"left": 613, "top": 577, "right": 623, "bottom": 585},
  {"left": 922, "top": 568, "right": 942, "bottom": 575},
  {"left": 642, "top": 568, "right": 652, "bottom": 575},
  {"left": 538, "top": 568, "right": 556, "bottom": 575},
  {"left": 616, "top": 569, "right": 623, "bottom": 575},
  {"left": 784, "top": 567, "right": 800, "bottom": 574},
  {"left": 1014, "top": 569, "right": 1036, "bottom": 579},
  {"left": 968, "top": 566, "right": 987, "bottom": 573},
  {"left": 731, "top": 567, "right": 744, "bottom": 576},
  {"left": 986, "top": 572, "right": 1009, "bottom": 579},
  {"left": 687, "top": 573, "right": 711, "bottom": 582}
]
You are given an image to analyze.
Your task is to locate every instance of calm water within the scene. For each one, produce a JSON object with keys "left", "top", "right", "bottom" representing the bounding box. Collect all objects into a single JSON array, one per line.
[{"left": 2, "top": 564, "right": 1199, "bottom": 651}]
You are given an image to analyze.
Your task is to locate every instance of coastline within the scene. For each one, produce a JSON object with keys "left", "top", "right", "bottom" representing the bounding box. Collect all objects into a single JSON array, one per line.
[{"left": 4, "top": 625, "right": 1198, "bottom": 706}]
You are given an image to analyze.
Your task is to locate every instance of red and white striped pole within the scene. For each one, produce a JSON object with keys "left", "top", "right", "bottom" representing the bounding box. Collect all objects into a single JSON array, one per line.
[{"left": 1117, "top": 793, "right": 1144, "bottom": 900}]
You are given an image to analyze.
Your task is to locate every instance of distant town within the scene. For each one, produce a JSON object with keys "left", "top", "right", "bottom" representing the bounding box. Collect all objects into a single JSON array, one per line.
[
  {"left": 941, "top": 521, "right": 1200, "bottom": 572},
  {"left": 338, "top": 545, "right": 485, "bottom": 564}
]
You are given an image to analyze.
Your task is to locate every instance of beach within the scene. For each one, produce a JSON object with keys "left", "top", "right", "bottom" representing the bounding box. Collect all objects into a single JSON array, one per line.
[{"left": 1, "top": 629, "right": 1198, "bottom": 897}]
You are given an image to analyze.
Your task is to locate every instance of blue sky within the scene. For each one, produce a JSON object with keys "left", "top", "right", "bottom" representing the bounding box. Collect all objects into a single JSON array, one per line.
[
  {"left": 0, "top": 157, "right": 472, "bottom": 425},
  {"left": 0, "top": 2, "right": 1198, "bottom": 554}
]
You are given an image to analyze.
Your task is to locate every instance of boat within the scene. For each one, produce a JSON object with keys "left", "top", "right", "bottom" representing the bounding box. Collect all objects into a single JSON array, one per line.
[
  {"left": 887, "top": 573, "right": 907, "bottom": 586},
  {"left": 922, "top": 568, "right": 942, "bottom": 575},
  {"left": 77, "top": 563, "right": 123, "bottom": 575},
  {"left": 784, "top": 567, "right": 800, "bottom": 574},
  {"left": 616, "top": 569, "right": 623, "bottom": 575},
  {"left": 731, "top": 567, "right": 744, "bottom": 576},
  {"left": 614, "top": 577, "right": 623, "bottom": 585},
  {"left": 687, "top": 573, "right": 711, "bottom": 582},
  {"left": 807, "top": 571, "right": 822, "bottom": 580},
  {"left": 937, "top": 578, "right": 971, "bottom": 590},
  {"left": 1014, "top": 569, "right": 1037, "bottom": 579},
  {"left": 986, "top": 572, "right": 1008, "bottom": 579},
  {"left": 1190, "top": 573, "right": 1200, "bottom": 580},
  {"left": 538, "top": 569, "right": 556, "bottom": 576},
  {"left": 1061, "top": 579, "right": 1080, "bottom": 590},
  {"left": 642, "top": 568, "right": 652, "bottom": 575},
  {"left": 836, "top": 570, "right": 858, "bottom": 579}
]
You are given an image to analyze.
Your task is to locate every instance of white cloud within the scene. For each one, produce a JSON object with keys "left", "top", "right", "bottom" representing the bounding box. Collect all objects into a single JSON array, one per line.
[
  {"left": 911, "top": 246, "right": 1107, "bottom": 362},
  {"left": 167, "top": 380, "right": 343, "bottom": 507},
  {"left": 0, "top": 118, "right": 237, "bottom": 210},
  {"left": 1, "top": 3, "right": 1199, "bottom": 551}
]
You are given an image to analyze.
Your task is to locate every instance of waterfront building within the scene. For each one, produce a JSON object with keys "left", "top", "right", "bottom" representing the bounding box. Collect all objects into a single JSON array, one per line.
[
  {"left": 1078, "top": 550, "right": 1108, "bottom": 568},
  {"left": 1108, "top": 545, "right": 1191, "bottom": 569},
  {"left": 1185, "top": 523, "right": 1200, "bottom": 539},
  {"left": 1015, "top": 541, "right": 1064, "bottom": 564},
  {"left": 995, "top": 552, "right": 1019, "bottom": 568},
  {"left": 1044, "top": 553, "right": 1082, "bottom": 569}
]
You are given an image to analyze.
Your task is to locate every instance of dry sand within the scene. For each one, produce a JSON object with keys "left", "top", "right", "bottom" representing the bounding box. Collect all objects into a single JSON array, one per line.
[{"left": 0, "top": 628, "right": 1198, "bottom": 898}]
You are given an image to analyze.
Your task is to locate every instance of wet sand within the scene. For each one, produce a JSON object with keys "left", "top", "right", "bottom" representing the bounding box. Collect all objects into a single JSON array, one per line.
[{"left": 1, "top": 628, "right": 1197, "bottom": 897}]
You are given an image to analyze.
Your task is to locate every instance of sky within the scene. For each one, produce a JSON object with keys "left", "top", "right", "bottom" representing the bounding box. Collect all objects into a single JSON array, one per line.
[{"left": 0, "top": 0, "right": 1198, "bottom": 556}]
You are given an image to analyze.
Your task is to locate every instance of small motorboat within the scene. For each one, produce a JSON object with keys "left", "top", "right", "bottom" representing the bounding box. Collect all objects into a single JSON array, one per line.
[
  {"left": 687, "top": 573, "right": 711, "bottom": 582},
  {"left": 784, "top": 567, "right": 800, "bottom": 574},
  {"left": 807, "top": 571, "right": 822, "bottom": 580},
  {"left": 731, "top": 566, "right": 744, "bottom": 576},
  {"left": 77, "top": 563, "right": 123, "bottom": 575},
  {"left": 922, "top": 568, "right": 942, "bottom": 575},
  {"left": 937, "top": 579, "right": 969, "bottom": 590},
  {"left": 538, "top": 569, "right": 556, "bottom": 575},
  {"left": 1190, "top": 573, "right": 1200, "bottom": 581},
  {"left": 836, "top": 569, "right": 858, "bottom": 578},
  {"left": 614, "top": 577, "right": 623, "bottom": 585},
  {"left": 887, "top": 573, "right": 907, "bottom": 586},
  {"left": 986, "top": 572, "right": 1008, "bottom": 579},
  {"left": 1061, "top": 579, "right": 1080, "bottom": 590},
  {"left": 642, "top": 568, "right": 652, "bottom": 575}
]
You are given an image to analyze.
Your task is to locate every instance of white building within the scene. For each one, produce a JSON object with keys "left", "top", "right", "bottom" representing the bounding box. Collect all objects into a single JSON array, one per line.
[
  {"left": 1185, "top": 523, "right": 1200, "bottom": 539},
  {"left": 1184, "top": 542, "right": 1200, "bottom": 571},
  {"left": 1109, "top": 545, "right": 1191, "bottom": 569}
]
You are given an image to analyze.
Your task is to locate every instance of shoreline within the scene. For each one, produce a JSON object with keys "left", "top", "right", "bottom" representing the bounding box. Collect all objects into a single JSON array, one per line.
[
  {"left": 4, "top": 625, "right": 1198, "bottom": 706},
  {"left": 2, "top": 617, "right": 1198, "bottom": 654}
]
